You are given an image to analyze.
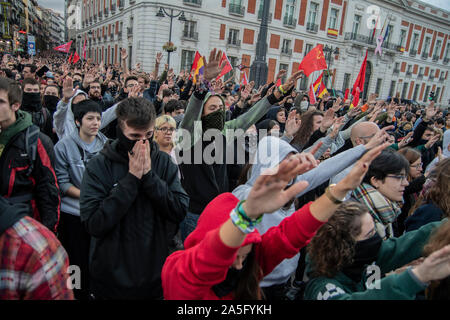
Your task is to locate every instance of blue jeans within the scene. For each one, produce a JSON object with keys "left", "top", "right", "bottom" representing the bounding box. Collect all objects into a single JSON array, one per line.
[{"left": 180, "top": 212, "right": 200, "bottom": 242}]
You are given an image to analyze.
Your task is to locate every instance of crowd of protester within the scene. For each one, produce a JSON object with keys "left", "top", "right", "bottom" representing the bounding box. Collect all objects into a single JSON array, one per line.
[{"left": 0, "top": 48, "right": 449, "bottom": 301}]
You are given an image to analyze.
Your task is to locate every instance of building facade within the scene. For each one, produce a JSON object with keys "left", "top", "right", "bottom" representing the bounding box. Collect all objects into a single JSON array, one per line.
[
  {"left": 78, "top": 0, "right": 450, "bottom": 106},
  {"left": 68, "top": 0, "right": 83, "bottom": 48}
]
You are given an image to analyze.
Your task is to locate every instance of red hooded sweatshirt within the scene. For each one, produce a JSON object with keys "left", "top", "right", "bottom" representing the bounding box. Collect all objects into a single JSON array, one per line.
[{"left": 162, "top": 192, "right": 325, "bottom": 300}]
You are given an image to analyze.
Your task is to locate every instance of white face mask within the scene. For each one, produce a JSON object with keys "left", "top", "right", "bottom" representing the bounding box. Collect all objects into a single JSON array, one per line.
[{"left": 300, "top": 101, "right": 309, "bottom": 110}]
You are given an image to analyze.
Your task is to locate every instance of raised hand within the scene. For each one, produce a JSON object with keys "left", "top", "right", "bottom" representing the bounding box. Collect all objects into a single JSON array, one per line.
[
  {"left": 62, "top": 77, "right": 78, "bottom": 103},
  {"left": 425, "top": 102, "right": 438, "bottom": 121},
  {"left": 121, "top": 48, "right": 128, "bottom": 61},
  {"left": 243, "top": 156, "right": 310, "bottom": 219},
  {"left": 425, "top": 134, "right": 440, "bottom": 149},
  {"left": 329, "top": 116, "right": 345, "bottom": 139},
  {"left": 203, "top": 48, "right": 226, "bottom": 82},
  {"left": 332, "top": 97, "right": 343, "bottom": 112},
  {"left": 156, "top": 52, "right": 163, "bottom": 65},
  {"left": 320, "top": 108, "right": 335, "bottom": 132},
  {"left": 276, "top": 69, "right": 287, "bottom": 81},
  {"left": 284, "top": 109, "right": 302, "bottom": 138},
  {"left": 128, "top": 141, "right": 144, "bottom": 179},
  {"left": 365, "top": 126, "right": 394, "bottom": 149},
  {"left": 412, "top": 245, "right": 450, "bottom": 283},
  {"left": 397, "top": 131, "right": 414, "bottom": 149}
]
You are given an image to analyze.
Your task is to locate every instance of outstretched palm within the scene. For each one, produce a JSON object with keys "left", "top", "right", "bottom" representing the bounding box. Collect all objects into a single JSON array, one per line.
[{"left": 203, "top": 48, "right": 226, "bottom": 82}]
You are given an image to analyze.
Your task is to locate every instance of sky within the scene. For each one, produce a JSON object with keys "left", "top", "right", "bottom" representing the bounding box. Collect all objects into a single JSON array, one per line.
[{"left": 36, "top": 0, "right": 450, "bottom": 17}]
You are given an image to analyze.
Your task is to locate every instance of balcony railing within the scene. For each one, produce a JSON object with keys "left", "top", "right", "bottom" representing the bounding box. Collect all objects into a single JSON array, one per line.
[
  {"left": 409, "top": 49, "right": 417, "bottom": 56},
  {"left": 227, "top": 38, "right": 241, "bottom": 47},
  {"left": 439, "top": 76, "right": 444, "bottom": 82},
  {"left": 432, "top": 55, "right": 439, "bottom": 62},
  {"left": 381, "top": 41, "right": 399, "bottom": 52},
  {"left": 183, "top": 0, "right": 202, "bottom": 7},
  {"left": 406, "top": 71, "right": 412, "bottom": 77},
  {"left": 229, "top": 4, "right": 245, "bottom": 17},
  {"left": 258, "top": 9, "right": 272, "bottom": 22},
  {"left": 110, "top": 33, "right": 114, "bottom": 40},
  {"left": 421, "top": 51, "right": 428, "bottom": 59},
  {"left": 444, "top": 57, "right": 449, "bottom": 65},
  {"left": 182, "top": 31, "right": 199, "bottom": 41},
  {"left": 393, "top": 68, "right": 400, "bottom": 74},
  {"left": 281, "top": 48, "right": 292, "bottom": 56},
  {"left": 344, "top": 32, "right": 376, "bottom": 46},
  {"left": 99, "top": 11, "right": 102, "bottom": 18},
  {"left": 429, "top": 74, "right": 434, "bottom": 80},
  {"left": 306, "top": 22, "right": 318, "bottom": 33},
  {"left": 283, "top": 15, "right": 297, "bottom": 28}
]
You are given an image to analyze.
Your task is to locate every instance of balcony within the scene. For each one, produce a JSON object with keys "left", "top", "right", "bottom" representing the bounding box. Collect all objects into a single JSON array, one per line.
[
  {"left": 409, "top": 49, "right": 417, "bottom": 57},
  {"left": 283, "top": 15, "right": 297, "bottom": 28},
  {"left": 439, "top": 76, "right": 445, "bottom": 82},
  {"left": 103, "top": 34, "right": 107, "bottom": 41},
  {"left": 119, "top": 0, "right": 124, "bottom": 10},
  {"left": 281, "top": 48, "right": 292, "bottom": 56},
  {"left": 229, "top": 3, "right": 245, "bottom": 17},
  {"left": 344, "top": 32, "right": 375, "bottom": 46},
  {"left": 393, "top": 68, "right": 400, "bottom": 74},
  {"left": 306, "top": 22, "right": 318, "bottom": 33},
  {"left": 127, "top": 27, "right": 133, "bottom": 37},
  {"left": 418, "top": 73, "right": 423, "bottom": 79},
  {"left": 93, "top": 14, "right": 97, "bottom": 22},
  {"left": 432, "top": 55, "right": 439, "bottom": 62},
  {"left": 183, "top": 0, "right": 202, "bottom": 7},
  {"left": 444, "top": 57, "right": 449, "bottom": 65},
  {"left": 182, "top": 31, "right": 199, "bottom": 41},
  {"left": 406, "top": 71, "right": 412, "bottom": 77},
  {"left": 226, "top": 38, "right": 241, "bottom": 48},
  {"left": 421, "top": 51, "right": 428, "bottom": 59},
  {"left": 258, "top": 9, "right": 272, "bottom": 22},
  {"left": 99, "top": 11, "right": 102, "bottom": 18}
]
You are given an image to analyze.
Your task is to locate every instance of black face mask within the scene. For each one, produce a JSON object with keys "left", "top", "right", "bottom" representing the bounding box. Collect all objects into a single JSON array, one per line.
[
  {"left": 22, "top": 92, "right": 42, "bottom": 112},
  {"left": 109, "top": 87, "right": 117, "bottom": 96},
  {"left": 43, "top": 95, "right": 59, "bottom": 113},
  {"left": 116, "top": 125, "right": 139, "bottom": 155},
  {"left": 201, "top": 109, "right": 225, "bottom": 132},
  {"left": 342, "top": 232, "right": 383, "bottom": 283}
]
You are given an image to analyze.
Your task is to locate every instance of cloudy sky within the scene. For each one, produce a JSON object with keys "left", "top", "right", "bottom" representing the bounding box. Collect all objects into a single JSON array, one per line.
[{"left": 36, "top": 0, "right": 450, "bottom": 17}]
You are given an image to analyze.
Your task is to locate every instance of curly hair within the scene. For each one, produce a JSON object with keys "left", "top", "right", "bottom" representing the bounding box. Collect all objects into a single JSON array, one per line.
[
  {"left": 291, "top": 110, "right": 323, "bottom": 149},
  {"left": 307, "top": 202, "right": 369, "bottom": 278},
  {"left": 408, "top": 158, "right": 450, "bottom": 217},
  {"left": 423, "top": 220, "right": 450, "bottom": 300}
]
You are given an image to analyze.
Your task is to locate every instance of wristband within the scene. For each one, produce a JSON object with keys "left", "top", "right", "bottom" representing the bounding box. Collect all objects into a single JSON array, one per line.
[
  {"left": 236, "top": 200, "right": 263, "bottom": 225},
  {"left": 278, "top": 85, "right": 287, "bottom": 95},
  {"left": 230, "top": 209, "right": 256, "bottom": 234},
  {"left": 325, "top": 184, "right": 344, "bottom": 204}
]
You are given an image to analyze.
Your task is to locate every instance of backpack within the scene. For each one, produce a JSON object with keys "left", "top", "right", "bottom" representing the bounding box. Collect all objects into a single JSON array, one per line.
[{"left": 24, "top": 125, "right": 40, "bottom": 177}]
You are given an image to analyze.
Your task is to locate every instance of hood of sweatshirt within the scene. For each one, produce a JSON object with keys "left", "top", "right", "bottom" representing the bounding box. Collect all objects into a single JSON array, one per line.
[
  {"left": 69, "top": 126, "right": 108, "bottom": 157},
  {"left": 183, "top": 193, "right": 262, "bottom": 250}
]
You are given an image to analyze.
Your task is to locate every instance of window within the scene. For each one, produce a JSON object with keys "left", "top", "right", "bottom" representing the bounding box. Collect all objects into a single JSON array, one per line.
[
  {"left": 352, "top": 15, "right": 361, "bottom": 35},
  {"left": 429, "top": 69, "right": 434, "bottom": 79},
  {"left": 445, "top": 44, "right": 450, "bottom": 59},
  {"left": 183, "top": 21, "right": 197, "bottom": 38},
  {"left": 413, "top": 84, "right": 420, "bottom": 101},
  {"left": 389, "top": 80, "right": 396, "bottom": 97},
  {"left": 423, "top": 37, "right": 431, "bottom": 54},
  {"left": 328, "top": 8, "right": 339, "bottom": 29},
  {"left": 279, "top": 63, "right": 289, "bottom": 83},
  {"left": 342, "top": 73, "right": 351, "bottom": 92},
  {"left": 411, "top": 33, "right": 419, "bottom": 51},
  {"left": 307, "top": 2, "right": 319, "bottom": 25},
  {"left": 434, "top": 87, "right": 440, "bottom": 102},
  {"left": 305, "top": 43, "right": 313, "bottom": 54},
  {"left": 228, "top": 29, "right": 240, "bottom": 45},
  {"left": 419, "top": 67, "right": 423, "bottom": 75},
  {"left": 375, "top": 78, "right": 383, "bottom": 95},
  {"left": 401, "top": 82, "right": 408, "bottom": 99},
  {"left": 399, "top": 29, "right": 406, "bottom": 47},
  {"left": 299, "top": 75, "right": 308, "bottom": 90},
  {"left": 423, "top": 85, "right": 430, "bottom": 102},
  {"left": 385, "top": 25, "right": 393, "bottom": 43},
  {"left": 181, "top": 49, "right": 195, "bottom": 71},
  {"left": 433, "top": 40, "right": 442, "bottom": 58},
  {"left": 406, "top": 65, "right": 412, "bottom": 75},
  {"left": 285, "top": 0, "right": 296, "bottom": 18},
  {"left": 282, "top": 39, "right": 291, "bottom": 54}
]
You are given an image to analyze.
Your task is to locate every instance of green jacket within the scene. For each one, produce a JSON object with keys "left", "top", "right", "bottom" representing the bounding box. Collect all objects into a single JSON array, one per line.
[{"left": 304, "top": 221, "right": 441, "bottom": 300}]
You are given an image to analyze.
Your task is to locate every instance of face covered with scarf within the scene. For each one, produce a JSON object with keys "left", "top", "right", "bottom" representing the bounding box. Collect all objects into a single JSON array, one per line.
[{"left": 201, "top": 95, "right": 226, "bottom": 132}]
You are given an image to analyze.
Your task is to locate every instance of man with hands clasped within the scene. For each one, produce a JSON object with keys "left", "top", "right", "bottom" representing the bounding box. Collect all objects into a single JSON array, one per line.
[{"left": 80, "top": 97, "right": 189, "bottom": 300}]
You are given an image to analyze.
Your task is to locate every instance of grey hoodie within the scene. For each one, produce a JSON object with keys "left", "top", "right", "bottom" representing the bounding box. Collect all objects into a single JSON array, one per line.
[
  {"left": 232, "top": 136, "right": 366, "bottom": 287},
  {"left": 53, "top": 90, "right": 119, "bottom": 140},
  {"left": 54, "top": 129, "right": 108, "bottom": 216}
]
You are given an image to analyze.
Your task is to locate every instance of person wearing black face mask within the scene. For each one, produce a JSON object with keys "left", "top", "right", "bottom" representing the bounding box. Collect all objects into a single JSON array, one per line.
[
  {"left": 305, "top": 201, "right": 449, "bottom": 300},
  {"left": 79, "top": 97, "right": 189, "bottom": 300},
  {"left": 21, "top": 78, "right": 53, "bottom": 139}
]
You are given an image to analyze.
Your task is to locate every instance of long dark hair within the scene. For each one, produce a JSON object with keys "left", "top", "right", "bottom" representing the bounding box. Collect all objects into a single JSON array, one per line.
[
  {"left": 234, "top": 247, "right": 264, "bottom": 300},
  {"left": 291, "top": 110, "right": 323, "bottom": 149}
]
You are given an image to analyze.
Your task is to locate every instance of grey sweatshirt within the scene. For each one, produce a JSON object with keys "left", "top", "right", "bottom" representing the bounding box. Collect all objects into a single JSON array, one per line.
[
  {"left": 54, "top": 129, "right": 108, "bottom": 216},
  {"left": 232, "top": 136, "right": 366, "bottom": 287},
  {"left": 53, "top": 90, "right": 119, "bottom": 140}
]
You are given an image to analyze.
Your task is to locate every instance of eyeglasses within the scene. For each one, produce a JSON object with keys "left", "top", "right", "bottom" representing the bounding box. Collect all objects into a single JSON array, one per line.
[
  {"left": 157, "top": 127, "right": 175, "bottom": 133},
  {"left": 411, "top": 163, "right": 423, "bottom": 169},
  {"left": 386, "top": 175, "right": 408, "bottom": 182}
]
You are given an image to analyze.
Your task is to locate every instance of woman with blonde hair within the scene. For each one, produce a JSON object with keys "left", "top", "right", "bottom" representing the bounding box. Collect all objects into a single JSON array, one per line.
[{"left": 154, "top": 114, "right": 177, "bottom": 157}]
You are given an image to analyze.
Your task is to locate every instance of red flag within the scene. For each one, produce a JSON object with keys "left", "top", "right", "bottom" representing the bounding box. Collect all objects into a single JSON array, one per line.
[
  {"left": 344, "top": 88, "right": 349, "bottom": 100},
  {"left": 216, "top": 52, "right": 233, "bottom": 80},
  {"left": 275, "top": 78, "right": 282, "bottom": 87},
  {"left": 308, "top": 83, "right": 317, "bottom": 104},
  {"left": 53, "top": 41, "right": 73, "bottom": 53},
  {"left": 298, "top": 44, "right": 328, "bottom": 77},
  {"left": 68, "top": 53, "right": 73, "bottom": 64},
  {"left": 72, "top": 51, "right": 80, "bottom": 64},
  {"left": 82, "top": 37, "right": 87, "bottom": 59},
  {"left": 351, "top": 50, "right": 368, "bottom": 107},
  {"left": 188, "top": 51, "right": 202, "bottom": 80},
  {"left": 241, "top": 72, "right": 248, "bottom": 85}
]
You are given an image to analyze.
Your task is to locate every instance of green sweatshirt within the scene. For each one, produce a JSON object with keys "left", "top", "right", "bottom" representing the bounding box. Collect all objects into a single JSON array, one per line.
[{"left": 304, "top": 221, "right": 441, "bottom": 300}]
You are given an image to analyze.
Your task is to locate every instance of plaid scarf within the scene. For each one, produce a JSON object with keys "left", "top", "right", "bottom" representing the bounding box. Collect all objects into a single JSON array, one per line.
[{"left": 352, "top": 183, "right": 402, "bottom": 225}]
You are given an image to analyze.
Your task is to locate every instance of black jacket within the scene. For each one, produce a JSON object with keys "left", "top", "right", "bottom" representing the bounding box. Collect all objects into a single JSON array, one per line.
[
  {"left": 79, "top": 140, "right": 189, "bottom": 299},
  {"left": 0, "top": 126, "right": 60, "bottom": 233}
]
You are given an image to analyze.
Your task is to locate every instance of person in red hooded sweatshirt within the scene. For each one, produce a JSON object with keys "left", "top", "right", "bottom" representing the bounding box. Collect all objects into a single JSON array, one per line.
[{"left": 162, "top": 140, "right": 390, "bottom": 300}]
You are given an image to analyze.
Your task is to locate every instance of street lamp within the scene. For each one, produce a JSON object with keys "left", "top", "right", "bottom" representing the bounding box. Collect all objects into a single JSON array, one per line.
[
  {"left": 323, "top": 45, "right": 339, "bottom": 96},
  {"left": 156, "top": 7, "right": 187, "bottom": 68}
]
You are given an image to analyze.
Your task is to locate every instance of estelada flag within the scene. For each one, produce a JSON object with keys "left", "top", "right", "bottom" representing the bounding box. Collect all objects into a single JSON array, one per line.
[
  {"left": 308, "top": 83, "right": 317, "bottom": 104},
  {"left": 298, "top": 44, "right": 328, "bottom": 77},
  {"left": 216, "top": 52, "right": 233, "bottom": 80},
  {"left": 350, "top": 50, "right": 368, "bottom": 108},
  {"left": 72, "top": 51, "right": 80, "bottom": 64},
  {"left": 313, "top": 72, "right": 328, "bottom": 98},
  {"left": 53, "top": 41, "right": 73, "bottom": 53}
]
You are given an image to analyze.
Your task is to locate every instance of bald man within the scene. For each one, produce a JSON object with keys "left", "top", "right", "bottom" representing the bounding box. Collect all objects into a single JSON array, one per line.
[{"left": 329, "top": 121, "right": 381, "bottom": 197}]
